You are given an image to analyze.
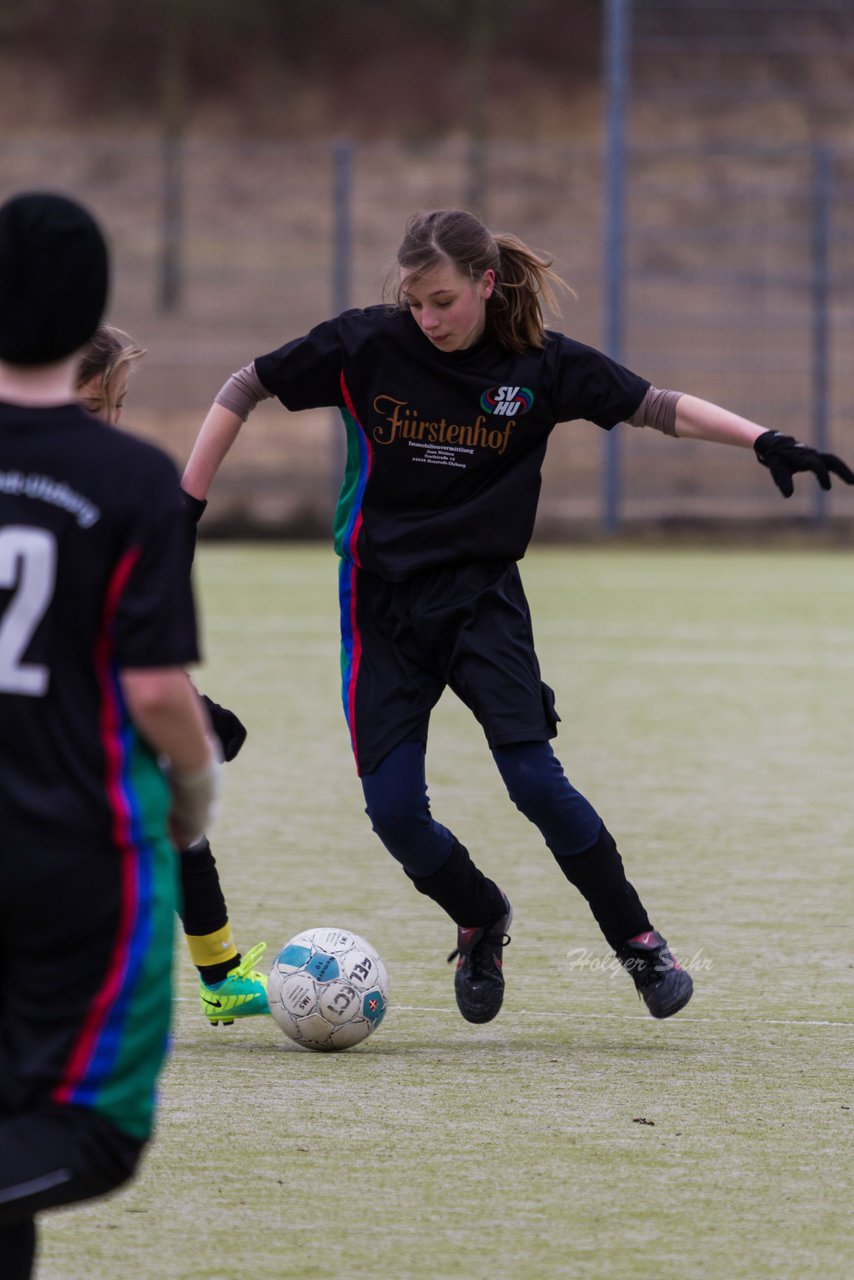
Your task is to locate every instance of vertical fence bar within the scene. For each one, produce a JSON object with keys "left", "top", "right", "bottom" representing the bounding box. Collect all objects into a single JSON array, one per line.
[
  {"left": 602, "top": 0, "right": 631, "bottom": 532},
  {"left": 464, "top": 0, "right": 491, "bottom": 218},
  {"left": 810, "top": 142, "right": 832, "bottom": 526},
  {"left": 158, "top": 0, "right": 189, "bottom": 315},
  {"left": 332, "top": 139, "right": 353, "bottom": 316},
  {"left": 159, "top": 132, "right": 183, "bottom": 313},
  {"left": 330, "top": 140, "right": 353, "bottom": 507}
]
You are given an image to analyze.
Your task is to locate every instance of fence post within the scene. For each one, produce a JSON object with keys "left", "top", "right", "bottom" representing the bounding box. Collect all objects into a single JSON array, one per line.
[
  {"left": 810, "top": 142, "right": 832, "bottom": 526},
  {"left": 333, "top": 139, "right": 353, "bottom": 316},
  {"left": 331, "top": 140, "right": 353, "bottom": 509},
  {"left": 159, "top": 132, "right": 183, "bottom": 313},
  {"left": 464, "top": 0, "right": 491, "bottom": 218},
  {"left": 602, "top": 0, "right": 631, "bottom": 532},
  {"left": 158, "top": 0, "right": 189, "bottom": 314}
]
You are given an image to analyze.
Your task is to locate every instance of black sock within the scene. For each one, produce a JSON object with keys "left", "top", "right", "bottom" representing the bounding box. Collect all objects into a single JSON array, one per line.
[
  {"left": 410, "top": 839, "right": 506, "bottom": 927},
  {"left": 555, "top": 824, "right": 652, "bottom": 952},
  {"left": 178, "top": 837, "right": 229, "bottom": 935},
  {"left": 199, "top": 955, "right": 242, "bottom": 986},
  {"left": 179, "top": 837, "right": 241, "bottom": 983},
  {"left": 0, "top": 1220, "right": 36, "bottom": 1280}
]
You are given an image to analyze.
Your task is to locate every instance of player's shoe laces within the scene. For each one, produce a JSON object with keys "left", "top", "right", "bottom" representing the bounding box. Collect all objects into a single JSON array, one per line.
[
  {"left": 200, "top": 942, "right": 270, "bottom": 1026},
  {"left": 448, "top": 893, "right": 513, "bottom": 1024},
  {"left": 616, "top": 930, "right": 693, "bottom": 1019}
]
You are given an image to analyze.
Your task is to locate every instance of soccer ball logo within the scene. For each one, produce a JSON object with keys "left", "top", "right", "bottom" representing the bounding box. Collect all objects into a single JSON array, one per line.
[{"left": 268, "top": 927, "right": 389, "bottom": 1052}]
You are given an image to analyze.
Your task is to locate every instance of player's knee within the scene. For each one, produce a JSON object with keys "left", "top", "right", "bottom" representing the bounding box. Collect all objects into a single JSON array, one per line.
[
  {"left": 501, "top": 756, "right": 557, "bottom": 821},
  {"left": 493, "top": 741, "right": 602, "bottom": 854},
  {"left": 362, "top": 780, "right": 453, "bottom": 871},
  {"left": 363, "top": 790, "right": 428, "bottom": 850},
  {"left": 361, "top": 755, "right": 432, "bottom": 850}
]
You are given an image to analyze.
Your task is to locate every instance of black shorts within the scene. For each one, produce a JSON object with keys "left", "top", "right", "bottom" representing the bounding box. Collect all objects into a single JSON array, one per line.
[
  {"left": 0, "top": 820, "right": 177, "bottom": 1144},
  {"left": 339, "top": 560, "right": 559, "bottom": 775}
]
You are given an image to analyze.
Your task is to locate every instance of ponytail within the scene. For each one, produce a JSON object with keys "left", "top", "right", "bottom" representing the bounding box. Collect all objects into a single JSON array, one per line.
[
  {"left": 488, "top": 233, "right": 570, "bottom": 354},
  {"left": 395, "top": 209, "right": 571, "bottom": 355}
]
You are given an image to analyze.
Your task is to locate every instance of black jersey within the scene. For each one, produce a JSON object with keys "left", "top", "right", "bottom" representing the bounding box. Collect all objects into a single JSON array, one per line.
[
  {"left": 254, "top": 306, "right": 649, "bottom": 580},
  {"left": 0, "top": 402, "right": 199, "bottom": 840}
]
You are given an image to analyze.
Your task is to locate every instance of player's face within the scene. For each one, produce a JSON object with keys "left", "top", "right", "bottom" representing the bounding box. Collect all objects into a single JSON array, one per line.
[
  {"left": 401, "top": 260, "right": 495, "bottom": 352},
  {"left": 78, "top": 367, "right": 129, "bottom": 424}
]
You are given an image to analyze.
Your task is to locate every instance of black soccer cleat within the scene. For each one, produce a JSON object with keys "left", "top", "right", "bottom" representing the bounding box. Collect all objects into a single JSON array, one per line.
[
  {"left": 448, "top": 893, "right": 513, "bottom": 1024},
  {"left": 616, "top": 929, "right": 694, "bottom": 1019}
]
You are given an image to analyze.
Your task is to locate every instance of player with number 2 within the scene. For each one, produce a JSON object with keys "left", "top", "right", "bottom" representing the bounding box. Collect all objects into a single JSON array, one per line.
[{"left": 0, "top": 192, "right": 219, "bottom": 1280}]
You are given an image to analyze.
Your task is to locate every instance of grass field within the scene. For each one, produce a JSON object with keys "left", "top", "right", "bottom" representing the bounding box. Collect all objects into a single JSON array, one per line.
[{"left": 38, "top": 542, "right": 852, "bottom": 1280}]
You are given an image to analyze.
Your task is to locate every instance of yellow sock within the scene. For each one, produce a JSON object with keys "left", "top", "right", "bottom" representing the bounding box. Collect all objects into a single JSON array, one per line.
[{"left": 185, "top": 923, "right": 238, "bottom": 970}]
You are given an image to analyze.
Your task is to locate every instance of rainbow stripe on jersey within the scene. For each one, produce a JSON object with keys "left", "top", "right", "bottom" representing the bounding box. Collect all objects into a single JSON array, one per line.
[
  {"left": 50, "top": 547, "right": 177, "bottom": 1142},
  {"left": 335, "top": 373, "right": 373, "bottom": 771}
]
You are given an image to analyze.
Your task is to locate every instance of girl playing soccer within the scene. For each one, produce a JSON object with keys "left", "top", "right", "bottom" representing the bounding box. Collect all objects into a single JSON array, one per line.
[{"left": 181, "top": 208, "right": 853, "bottom": 1025}]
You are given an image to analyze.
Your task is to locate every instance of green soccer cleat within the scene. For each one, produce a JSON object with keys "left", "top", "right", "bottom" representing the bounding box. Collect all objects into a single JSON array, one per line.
[{"left": 200, "top": 942, "right": 270, "bottom": 1025}]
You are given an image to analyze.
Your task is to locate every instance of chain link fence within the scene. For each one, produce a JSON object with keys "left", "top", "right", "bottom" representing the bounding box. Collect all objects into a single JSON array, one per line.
[{"left": 2, "top": 130, "right": 853, "bottom": 536}]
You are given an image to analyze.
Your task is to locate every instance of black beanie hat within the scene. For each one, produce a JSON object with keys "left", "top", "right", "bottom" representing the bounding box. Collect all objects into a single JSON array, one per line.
[{"left": 0, "top": 191, "right": 109, "bottom": 366}]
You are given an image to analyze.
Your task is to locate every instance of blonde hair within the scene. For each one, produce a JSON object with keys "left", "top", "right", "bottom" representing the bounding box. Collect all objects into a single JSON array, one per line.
[
  {"left": 76, "top": 325, "right": 146, "bottom": 419},
  {"left": 395, "top": 209, "right": 571, "bottom": 354}
]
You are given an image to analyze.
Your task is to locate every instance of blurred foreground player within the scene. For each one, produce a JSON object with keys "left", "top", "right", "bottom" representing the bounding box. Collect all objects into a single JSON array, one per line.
[
  {"left": 76, "top": 325, "right": 270, "bottom": 1025},
  {"left": 0, "top": 192, "right": 219, "bottom": 1279}
]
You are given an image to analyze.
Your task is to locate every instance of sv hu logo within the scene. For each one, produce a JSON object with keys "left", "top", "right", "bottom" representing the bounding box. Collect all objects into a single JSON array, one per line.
[{"left": 480, "top": 386, "right": 534, "bottom": 417}]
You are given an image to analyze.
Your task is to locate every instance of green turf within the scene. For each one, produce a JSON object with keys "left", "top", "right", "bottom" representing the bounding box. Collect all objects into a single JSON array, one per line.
[{"left": 38, "top": 543, "right": 852, "bottom": 1280}]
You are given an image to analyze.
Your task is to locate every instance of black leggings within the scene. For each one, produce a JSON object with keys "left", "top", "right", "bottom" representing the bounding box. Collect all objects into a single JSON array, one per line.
[
  {"left": 361, "top": 738, "right": 603, "bottom": 877},
  {"left": 362, "top": 739, "right": 652, "bottom": 948}
]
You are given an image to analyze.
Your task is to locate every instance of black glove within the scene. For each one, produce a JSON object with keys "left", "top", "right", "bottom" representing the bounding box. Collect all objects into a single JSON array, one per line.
[
  {"left": 201, "top": 694, "right": 247, "bottom": 762},
  {"left": 182, "top": 489, "right": 207, "bottom": 524},
  {"left": 753, "top": 431, "right": 854, "bottom": 498},
  {"left": 180, "top": 489, "right": 207, "bottom": 571}
]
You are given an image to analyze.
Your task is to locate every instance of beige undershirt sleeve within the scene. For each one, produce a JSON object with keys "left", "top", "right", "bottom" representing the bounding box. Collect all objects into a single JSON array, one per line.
[
  {"left": 627, "top": 386, "right": 683, "bottom": 437},
  {"left": 213, "top": 362, "right": 273, "bottom": 421}
]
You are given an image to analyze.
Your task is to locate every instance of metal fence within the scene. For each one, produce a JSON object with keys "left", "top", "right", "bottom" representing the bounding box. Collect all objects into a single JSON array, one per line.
[{"left": 2, "top": 129, "right": 854, "bottom": 535}]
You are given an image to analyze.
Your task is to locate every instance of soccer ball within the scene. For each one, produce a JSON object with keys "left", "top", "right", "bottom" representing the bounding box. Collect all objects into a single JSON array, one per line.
[{"left": 268, "top": 927, "right": 389, "bottom": 1052}]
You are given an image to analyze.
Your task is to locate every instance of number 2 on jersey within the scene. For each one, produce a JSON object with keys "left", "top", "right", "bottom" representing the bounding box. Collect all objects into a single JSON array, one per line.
[{"left": 0, "top": 526, "right": 57, "bottom": 695}]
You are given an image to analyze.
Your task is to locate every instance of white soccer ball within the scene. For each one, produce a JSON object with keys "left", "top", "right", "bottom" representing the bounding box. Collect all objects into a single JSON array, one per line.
[{"left": 268, "top": 927, "right": 389, "bottom": 1052}]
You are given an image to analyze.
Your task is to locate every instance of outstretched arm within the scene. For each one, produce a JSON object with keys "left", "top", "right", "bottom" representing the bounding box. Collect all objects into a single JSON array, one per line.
[
  {"left": 181, "top": 402, "right": 244, "bottom": 501},
  {"left": 182, "top": 362, "right": 272, "bottom": 501},
  {"left": 673, "top": 393, "right": 854, "bottom": 497},
  {"left": 673, "top": 394, "right": 764, "bottom": 447}
]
